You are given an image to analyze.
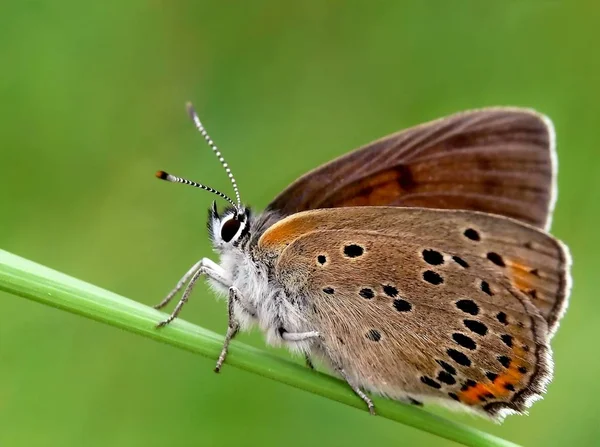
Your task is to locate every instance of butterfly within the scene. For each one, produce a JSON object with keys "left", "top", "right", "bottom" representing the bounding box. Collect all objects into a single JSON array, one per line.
[{"left": 154, "top": 104, "right": 571, "bottom": 421}]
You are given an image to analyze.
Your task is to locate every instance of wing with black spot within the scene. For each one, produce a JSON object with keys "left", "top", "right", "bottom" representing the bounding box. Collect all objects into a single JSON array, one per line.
[{"left": 258, "top": 207, "right": 570, "bottom": 419}]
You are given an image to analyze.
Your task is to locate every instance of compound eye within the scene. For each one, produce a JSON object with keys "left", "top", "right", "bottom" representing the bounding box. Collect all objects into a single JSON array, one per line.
[{"left": 220, "top": 218, "right": 241, "bottom": 242}]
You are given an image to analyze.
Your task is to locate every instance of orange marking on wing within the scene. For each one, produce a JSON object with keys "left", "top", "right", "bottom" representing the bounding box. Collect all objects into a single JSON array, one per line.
[
  {"left": 259, "top": 214, "right": 323, "bottom": 252},
  {"left": 332, "top": 170, "right": 404, "bottom": 207},
  {"left": 457, "top": 345, "right": 529, "bottom": 405},
  {"left": 508, "top": 260, "right": 538, "bottom": 294}
]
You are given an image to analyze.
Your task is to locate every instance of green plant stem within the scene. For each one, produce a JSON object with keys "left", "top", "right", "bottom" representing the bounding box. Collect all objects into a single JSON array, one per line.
[{"left": 0, "top": 249, "right": 518, "bottom": 447}]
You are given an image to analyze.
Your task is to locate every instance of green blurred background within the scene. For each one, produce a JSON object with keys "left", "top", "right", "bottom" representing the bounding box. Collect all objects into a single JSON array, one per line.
[{"left": 1, "top": 2, "right": 598, "bottom": 446}]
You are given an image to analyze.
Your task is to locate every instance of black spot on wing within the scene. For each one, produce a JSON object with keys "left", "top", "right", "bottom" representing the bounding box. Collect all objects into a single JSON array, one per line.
[
  {"left": 452, "top": 333, "right": 477, "bottom": 350},
  {"left": 480, "top": 280, "right": 493, "bottom": 296},
  {"left": 366, "top": 329, "right": 381, "bottom": 341},
  {"left": 420, "top": 376, "right": 441, "bottom": 389},
  {"left": 463, "top": 319, "right": 488, "bottom": 336},
  {"left": 452, "top": 256, "right": 469, "bottom": 268},
  {"left": 383, "top": 285, "right": 398, "bottom": 297},
  {"left": 436, "top": 360, "right": 456, "bottom": 375},
  {"left": 393, "top": 299, "right": 412, "bottom": 312},
  {"left": 461, "top": 379, "right": 477, "bottom": 391},
  {"left": 500, "top": 334, "right": 513, "bottom": 347},
  {"left": 395, "top": 164, "right": 416, "bottom": 190},
  {"left": 486, "top": 372, "right": 498, "bottom": 382},
  {"left": 423, "top": 270, "right": 443, "bottom": 285},
  {"left": 447, "top": 349, "right": 471, "bottom": 366},
  {"left": 437, "top": 371, "right": 456, "bottom": 385},
  {"left": 456, "top": 299, "right": 479, "bottom": 315},
  {"left": 422, "top": 249, "right": 444, "bottom": 265},
  {"left": 487, "top": 252, "right": 505, "bottom": 267},
  {"left": 497, "top": 355, "right": 511, "bottom": 368},
  {"left": 496, "top": 312, "right": 509, "bottom": 325},
  {"left": 344, "top": 244, "right": 364, "bottom": 258},
  {"left": 359, "top": 288, "right": 374, "bottom": 299},
  {"left": 464, "top": 228, "right": 480, "bottom": 241}
]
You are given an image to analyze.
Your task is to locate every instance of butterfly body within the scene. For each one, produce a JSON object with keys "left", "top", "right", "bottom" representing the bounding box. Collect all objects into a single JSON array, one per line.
[
  {"left": 205, "top": 207, "right": 317, "bottom": 351},
  {"left": 155, "top": 105, "right": 571, "bottom": 421}
]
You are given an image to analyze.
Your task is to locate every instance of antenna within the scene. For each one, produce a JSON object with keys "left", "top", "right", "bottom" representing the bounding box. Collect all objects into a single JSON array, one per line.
[
  {"left": 156, "top": 170, "right": 239, "bottom": 210},
  {"left": 185, "top": 102, "right": 242, "bottom": 211}
]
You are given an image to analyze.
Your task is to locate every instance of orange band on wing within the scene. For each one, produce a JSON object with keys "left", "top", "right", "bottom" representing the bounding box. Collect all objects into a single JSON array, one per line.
[
  {"left": 259, "top": 213, "right": 323, "bottom": 253},
  {"left": 508, "top": 260, "right": 540, "bottom": 297},
  {"left": 325, "top": 169, "right": 407, "bottom": 207},
  {"left": 458, "top": 345, "right": 529, "bottom": 405}
]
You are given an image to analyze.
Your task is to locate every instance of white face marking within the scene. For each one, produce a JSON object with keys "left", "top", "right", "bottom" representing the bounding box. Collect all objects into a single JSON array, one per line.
[{"left": 211, "top": 211, "right": 247, "bottom": 248}]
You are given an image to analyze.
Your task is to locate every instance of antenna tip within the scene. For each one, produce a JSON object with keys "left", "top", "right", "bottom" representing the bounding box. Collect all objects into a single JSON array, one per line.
[
  {"left": 185, "top": 101, "right": 196, "bottom": 118},
  {"left": 155, "top": 170, "right": 169, "bottom": 180}
]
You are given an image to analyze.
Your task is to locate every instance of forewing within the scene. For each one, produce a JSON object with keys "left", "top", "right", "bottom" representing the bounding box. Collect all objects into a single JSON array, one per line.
[
  {"left": 259, "top": 207, "right": 570, "bottom": 419},
  {"left": 265, "top": 108, "right": 556, "bottom": 231}
]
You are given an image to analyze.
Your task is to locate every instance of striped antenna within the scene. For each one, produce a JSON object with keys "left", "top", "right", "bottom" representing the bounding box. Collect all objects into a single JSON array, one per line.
[
  {"left": 186, "top": 102, "right": 242, "bottom": 212},
  {"left": 155, "top": 170, "right": 238, "bottom": 210}
]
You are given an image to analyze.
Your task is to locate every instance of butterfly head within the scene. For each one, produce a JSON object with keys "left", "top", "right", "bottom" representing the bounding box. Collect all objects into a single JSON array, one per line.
[
  {"left": 156, "top": 102, "right": 253, "bottom": 250},
  {"left": 208, "top": 201, "right": 252, "bottom": 249}
]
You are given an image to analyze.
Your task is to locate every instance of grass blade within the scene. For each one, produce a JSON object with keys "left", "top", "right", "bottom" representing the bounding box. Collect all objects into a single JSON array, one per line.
[{"left": 0, "top": 249, "right": 519, "bottom": 447}]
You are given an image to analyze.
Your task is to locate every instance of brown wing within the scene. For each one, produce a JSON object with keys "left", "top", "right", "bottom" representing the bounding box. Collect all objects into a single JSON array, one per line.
[
  {"left": 258, "top": 207, "right": 570, "bottom": 419},
  {"left": 265, "top": 108, "right": 556, "bottom": 231}
]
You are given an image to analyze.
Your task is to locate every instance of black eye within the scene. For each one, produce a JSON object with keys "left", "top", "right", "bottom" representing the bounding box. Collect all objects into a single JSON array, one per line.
[{"left": 220, "top": 218, "right": 242, "bottom": 242}]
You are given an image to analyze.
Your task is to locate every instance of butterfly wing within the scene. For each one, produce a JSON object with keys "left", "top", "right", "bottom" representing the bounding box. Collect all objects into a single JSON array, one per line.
[
  {"left": 258, "top": 207, "right": 570, "bottom": 419},
  {"left": 264, "top": 108, "right": 556, "bottom": 231}
]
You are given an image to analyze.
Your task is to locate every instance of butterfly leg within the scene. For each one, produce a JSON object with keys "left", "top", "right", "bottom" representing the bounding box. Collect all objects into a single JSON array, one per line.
[
  {"left": 335, "top": 365, "right": 376, "bottom": 415},
  {"left": 154, "top": 258, "right": 228, "bottom": 310},
  {"left": 156, "top": 258, "right": 230, "bottom": 328},
  {"left": 317, "top": 342, "right": 376, "bottom": 413},
  {"left": 279, "top": 330, "right": 320, "bottom": 342},
  {"left": 277, "top": 329, "right": 319, "bottom": 369},
  {"left": 304, "top": 354, "right": 315, "bottom": 370},
  {"left": 154, "top": 260, "right": 202, "bottom": 310},
  {"left": 214, "top": 287, "right": 242, "bottom": 373}
]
